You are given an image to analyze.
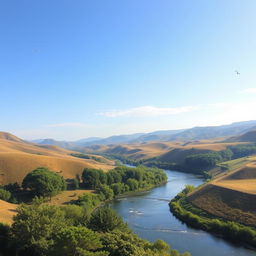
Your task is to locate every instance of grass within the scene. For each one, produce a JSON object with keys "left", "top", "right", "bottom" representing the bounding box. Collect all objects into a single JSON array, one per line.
[
  {"left": 0, "top": 132, "right": 115, "bottom": 185},
  {"left": 217, "top": 156, "right": 251, "bottom": 171},
  {"left": 47, "top": 189, "right": 94, "bottom": 205},
  {"left": 0, "top": 200, "right": 17, "bottom": 225},
  {"left": 188, "top": 159, "right": 256, "bottom": 227}
]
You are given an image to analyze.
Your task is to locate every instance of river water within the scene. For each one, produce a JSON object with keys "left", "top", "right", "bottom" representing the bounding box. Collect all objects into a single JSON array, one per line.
[{"left": 109, "top": 170, "right": 255, "bottom": 256}]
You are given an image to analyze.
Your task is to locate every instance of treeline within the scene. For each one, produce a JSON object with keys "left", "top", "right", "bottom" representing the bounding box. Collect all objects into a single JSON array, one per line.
[
  {"left": 141, "top": 144, "right": 256, "bottom": 175},
  {"left": 183, "top": 144, "right": 256, "bottom": 173},
  {"left": 0, "top": 165, "right": 187, "bottom": 256},
  {"left": 169, "top": 186, "right": 256, "bottom": 247},
  {"left": 0, "top": 199, "right": 191, "bottom": 256},
  {"left": 101, "top": 153, "right": 143, "bottom": 166},
  {"left": 228, "top": 144, "right": 256, "bottom": 158},
  {"left": 71, "top": 153, "right": 108, "bottom": 164},
  {"left": 82, "top": 165, "right": 167, "bottom": 195}
]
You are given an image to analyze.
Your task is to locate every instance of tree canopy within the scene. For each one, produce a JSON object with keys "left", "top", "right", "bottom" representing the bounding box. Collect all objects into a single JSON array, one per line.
[{"left": 22, "top": 167, "right": 66, "bottom": 197}]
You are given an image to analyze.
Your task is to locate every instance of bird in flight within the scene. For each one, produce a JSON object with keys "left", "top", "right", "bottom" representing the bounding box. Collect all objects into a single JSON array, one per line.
[{"left": 235, "top": 70, "right": 240, "bottom": 75}]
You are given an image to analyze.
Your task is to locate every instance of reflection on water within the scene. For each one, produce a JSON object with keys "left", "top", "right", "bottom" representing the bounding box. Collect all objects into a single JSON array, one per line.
[{"left": 110, "top": 170, "right": 255, "bottom": 256}]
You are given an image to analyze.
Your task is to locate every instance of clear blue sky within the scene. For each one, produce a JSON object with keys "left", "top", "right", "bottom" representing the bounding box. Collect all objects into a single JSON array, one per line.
[{"left": 1, "top": 0, "right": 256, "bottom": 140}]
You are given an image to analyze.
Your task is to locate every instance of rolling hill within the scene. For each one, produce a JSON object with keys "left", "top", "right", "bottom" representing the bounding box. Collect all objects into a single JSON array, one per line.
[
  {"left": 187, "top": 158, "right": 256, "bottom": 227},
  {"left": 0, "top": 199, "right": 17, "bottom": 224},
  {"left": 32, "top": 120, "right": 256, "bottom": 148},
  {"left": 0, "top": 132, "right": 114, "bottom": 185},
  {"left": 226, "top": 130, "right": 256, "bottom": 143}
]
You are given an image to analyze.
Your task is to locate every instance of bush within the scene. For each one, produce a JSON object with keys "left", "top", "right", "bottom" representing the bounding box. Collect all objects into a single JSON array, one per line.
[
  {"left": 11, "top": 203, "right": 67, "bottom": 254},
  {"left": 169, "top": 187, "right": 256, "bottom": 247},
  {"left": 82, "top": 166, "right": 167, "bottom": 194},
  {"left": 22, "top": 167, "right": 66, "bottom": 197},
  {"left": 89, "top": 207, "right": 128, "bottom": 232},
  {"left": 97, "top": 185, "right": 114, "bottom": 201},
  {"left": 51, "top": 226, "right": 107, "bottom": 256},
  {"left": 0, "top": 188, "right": 11, "bottom": 202}
]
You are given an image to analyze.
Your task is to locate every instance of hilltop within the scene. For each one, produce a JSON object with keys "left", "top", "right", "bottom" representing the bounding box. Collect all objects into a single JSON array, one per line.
[
  {"left": 33, "top": 120, "right": 256, "bottom": 148},
  {"left": 226, "top": 129, "right": 256, "bottom": 143},
  {"left": 187, "top": 157, "right": 256, "bottom": 227},
  {"left": 0, "top": 132, "right": 114, "bottom": 185}
]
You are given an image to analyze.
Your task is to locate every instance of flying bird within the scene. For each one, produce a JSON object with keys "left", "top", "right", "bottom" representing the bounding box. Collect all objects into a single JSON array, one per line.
[{"left": 235, "top": 70, "right": 240, "bottom": 75}]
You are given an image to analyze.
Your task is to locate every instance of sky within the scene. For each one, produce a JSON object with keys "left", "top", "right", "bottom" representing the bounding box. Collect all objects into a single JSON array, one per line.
[{"left": 0, "top": 0, "right": 256, "bottom": 140}]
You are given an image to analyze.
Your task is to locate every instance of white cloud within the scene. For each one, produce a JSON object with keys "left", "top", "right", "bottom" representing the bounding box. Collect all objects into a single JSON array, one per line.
[
  {"left": 99, "top": 105, "right": 199, "bottom": 118},
  {"left": 240, "top": 88, "right": 256, "bottom": 94},
  {"left": 45, "top": 122, "right": 89, "bottom": 128}
]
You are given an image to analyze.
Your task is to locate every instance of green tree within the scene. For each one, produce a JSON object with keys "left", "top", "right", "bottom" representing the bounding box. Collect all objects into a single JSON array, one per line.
[
  {"left": 51, "top": 226, "right": 108, "bottom": 256},
  {"left": 11, "top": 203, "right": 67, "bottom": 254},
  {"left": 89, "top": 207, "right": 128, "bottom": 232},
  {"left": 82, "top": 168, "right": 106, "bottom": 189},
  {"left": 97, "top": 185, "right": 114, "bottom": 200},
  {"left": 0, "top": 188, "right": 11, "bottom": 201},
  {"left": 151, "top": 239, "right": 170, "bottom": 252},
  {"left": 126, "top": 178, "right": 139, "bottom": 191},
  {"left": 61, "top": 205, "right": 89, "bottom": 226},
  {"left": 22, "top": 167, "right": 66, "bottom": 197}
]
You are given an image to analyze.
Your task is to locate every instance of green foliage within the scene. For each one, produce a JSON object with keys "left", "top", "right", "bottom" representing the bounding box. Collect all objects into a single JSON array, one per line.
[
  {"left": 70, "top": 178, "right": 80, "bottom": 190},
  {"left": 100, "top": 231, "right": 190, "bottom": 256},
  {"left": 169, "top": 187, "right": 256, "bottom": 247},
  {"left": 89, "top": 207, "right": 128, "bottom": 232},
  {"left": 228, "top": 144, "right": 256, "bottom": 158},
  {"left": 61, "top": 205, "right": 89, "bottom": 226},
  {"left": 11, "top": 203, "right": 67, "bottom": 254},
  {"left": 77, "top": 193, "right": 102, "bottom": 210},
  {"left": 185, "top": 152, "right": 222, "bottom": 171},
  {"left": 51, "top": 226, "right": 108, "bottom": 256},
  {"left": 22, "top": 167, "right": 66, "bottom": 197},
  {"left": 97, "top": 185, "right": 114, "bottom": 201},
  {"left": 4, "top": 182, "right": 20, "bottom": 193},
  {"left": 82, "top": 168, "right": 107, "bottom": 189},
  {"left": 71, "top": 153, "right": 108, "bottom": 164},
  {"left": 71, "top": 153, "right": 91, "bottom": 159},
  {"left": 110, "top": 183, "right": 127, "bottom": 195},
  {"left": 82, "top": 166, "right": 167, "bottom": 194},
  {"left": 0, "top": 223, "right": 13, "bottom": 256},
  {"left": 126, "top": 178, "right": 139, "bottom": 191},
  {"left": 0, "top": 188, "right": 11, "bottom": 202},
  {"left": 151, "top": 239, "right": 170, "bottom": 252}
]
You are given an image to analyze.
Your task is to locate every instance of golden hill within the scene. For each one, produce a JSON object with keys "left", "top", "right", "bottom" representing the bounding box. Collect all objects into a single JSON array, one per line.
[
  {"left": 0, "top": 132, "right": 115, "bottom": 185},
  {"left": 188, "top": 162, "right": 256, "bottom": 227},
  {"left": 88, "top": 140, "right": 246, "bottom": 162},
  {"left": 0, "top": 200, "right": 17, "bottom": 225}
]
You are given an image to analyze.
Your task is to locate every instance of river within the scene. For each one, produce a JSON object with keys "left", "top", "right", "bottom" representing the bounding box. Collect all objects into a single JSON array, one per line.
[{"left": 109, "top": 170, "right": 255, "bottom": 256}]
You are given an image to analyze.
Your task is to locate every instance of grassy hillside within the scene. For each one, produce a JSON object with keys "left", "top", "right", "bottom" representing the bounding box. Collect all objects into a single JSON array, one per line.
[
  {"left": 227, "top": 130, "right": 256, "bottom": 143},
  {"left": 187, "top": 160, "right": 256, "bottom": 227},
  {"left": 0, "top": 132, "right": 114, "bottom": 185},
  {"left": 86, "top": 140, "right": 247, "bottom": 166},
  {"left": 0, "top": 199, "right": 17, "bottom": 225}
]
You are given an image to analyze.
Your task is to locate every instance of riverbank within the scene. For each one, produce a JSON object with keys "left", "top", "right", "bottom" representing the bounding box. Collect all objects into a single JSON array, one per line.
[{"left": 169, "top": 186, "right": 256, "bottom": 248}]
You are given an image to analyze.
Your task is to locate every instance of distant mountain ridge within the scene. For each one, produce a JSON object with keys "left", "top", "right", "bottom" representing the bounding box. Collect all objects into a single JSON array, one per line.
[
  {"left": 32, "top": 120, "right": 256, "bottom": 149},
  {"left": 226, "top": 129, "right": 256, "bottom": 143}
]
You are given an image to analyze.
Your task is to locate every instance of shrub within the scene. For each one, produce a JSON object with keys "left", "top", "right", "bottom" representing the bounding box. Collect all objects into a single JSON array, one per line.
[
  {"left": 0, "top": 188, "right": 11, "bottom": 202},
  {"left": 89, "top": 207, "right": 128, "bottom": 232},
  {"left": 22, "top": 167, "right": 66, "bottom": 197}
]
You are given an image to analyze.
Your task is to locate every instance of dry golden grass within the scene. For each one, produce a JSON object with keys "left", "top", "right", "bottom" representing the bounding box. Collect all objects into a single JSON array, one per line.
[
  {"left": 216, "top": 179, "right": 256, "bottom": 194},
  {"left": 0, "top": 190, "right": 94, "bottom": 225},
  {"left": 92, "top": 140, "right": 246, "bottom": 161},
  {"left": 0, "top": 200, "right": 17, "bottom": 225},
  {"left": 181, "top": 142, "right": 248, "bottom": 151},
  {"left": 188, "top": 184, "right": 256, "bottom": 227},
  {"left": 188, "top": 161, "right": 256, "bottom": 226},
  {"left": 0, "top": 132, "right": 115, "bottom": 185},
  {"left": 48, "top": 189, "right": 94, "bottom": 206}
]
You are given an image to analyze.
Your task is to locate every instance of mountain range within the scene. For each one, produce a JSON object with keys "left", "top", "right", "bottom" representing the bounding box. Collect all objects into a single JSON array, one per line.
[{"left": 32, "top": 120, "right": 256, "bottom": 149}]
